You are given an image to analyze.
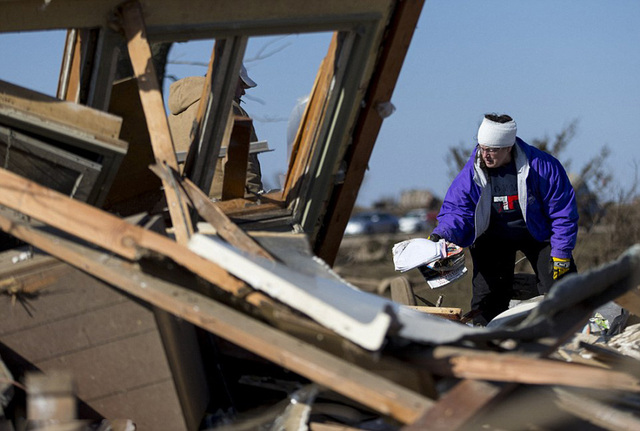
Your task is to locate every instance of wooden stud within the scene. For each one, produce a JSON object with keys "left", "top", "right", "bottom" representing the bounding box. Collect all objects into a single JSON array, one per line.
[
  {"left": 407, "top": 306, "right": 462, "bottom": 321},
  {"left": 118, "top": 0, "right": 193, "bottom": 245},
  {"left": 149, "top": 163, "right": 274, "bottom": 260},
  {"left": 283, "top": 34, "right": 338, "bottom": 201},
  {"left": 0, "top": 167, "right": 245, "bottom": 297},
  {"left": 315, "top": 0, "right": 426, "bottom": 265}
]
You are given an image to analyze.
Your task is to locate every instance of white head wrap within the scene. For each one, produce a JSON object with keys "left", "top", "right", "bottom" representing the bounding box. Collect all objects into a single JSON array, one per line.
[{"left": 477, "top": 117, "right": 517, "bottom": 148}]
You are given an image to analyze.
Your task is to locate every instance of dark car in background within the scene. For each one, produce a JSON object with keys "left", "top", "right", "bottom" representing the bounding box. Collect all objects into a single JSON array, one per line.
[{"left": 345, "top": 211, "right": 399, "bottom": 235}]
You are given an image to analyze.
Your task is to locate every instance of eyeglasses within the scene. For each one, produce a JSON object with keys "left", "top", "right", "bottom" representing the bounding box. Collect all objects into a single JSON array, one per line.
[{"left": 478, "top": 146, "right": 504, "bottom": 154}]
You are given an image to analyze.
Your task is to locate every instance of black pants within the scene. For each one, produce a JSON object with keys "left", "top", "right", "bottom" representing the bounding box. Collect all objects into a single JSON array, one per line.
[{"left": 469, "top": 234, "right": 577, "bottom": 326}]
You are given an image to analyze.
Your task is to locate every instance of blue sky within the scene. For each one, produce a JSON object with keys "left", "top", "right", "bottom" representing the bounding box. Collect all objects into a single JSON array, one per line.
[{"left": 1, "top": 1, "right": 639, "bottom": 207}]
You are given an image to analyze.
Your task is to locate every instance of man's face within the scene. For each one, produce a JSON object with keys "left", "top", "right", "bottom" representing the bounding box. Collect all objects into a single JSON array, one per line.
[
  {"left": 479, "top": 145, "right": 512, "bottom": 168},
  {"left": 235, "top": 78, "right": 249, "bottom": 101}
]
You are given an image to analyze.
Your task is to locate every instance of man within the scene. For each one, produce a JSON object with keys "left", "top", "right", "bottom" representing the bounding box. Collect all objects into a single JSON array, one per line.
[
  {"left": 429, "top": 113, "right": 578, "bottom": 325},
  {"left": 167, "top": 64, "right": 262, "bottom": 198}
]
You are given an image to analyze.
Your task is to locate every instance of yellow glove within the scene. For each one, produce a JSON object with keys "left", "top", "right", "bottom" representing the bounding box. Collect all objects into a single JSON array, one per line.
[{"left": 552, "top": 257, "right": 571, "bottom": 280}]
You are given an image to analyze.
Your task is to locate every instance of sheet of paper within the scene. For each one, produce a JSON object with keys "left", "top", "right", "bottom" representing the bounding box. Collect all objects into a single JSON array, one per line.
[{"left": 392, "top": 238, "right": 446, "bottom": 272}]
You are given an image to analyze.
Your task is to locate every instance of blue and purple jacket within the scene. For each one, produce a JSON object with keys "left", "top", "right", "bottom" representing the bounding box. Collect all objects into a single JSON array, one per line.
[{"left": 432, "top": 138, "right": 578, "bottom": 259}]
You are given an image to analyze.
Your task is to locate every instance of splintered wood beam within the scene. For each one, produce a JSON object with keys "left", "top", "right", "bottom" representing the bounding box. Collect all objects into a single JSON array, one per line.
[
  {"left": 0, "top": 79, "right": 123, "bottom": 142},
  {"left": 414, "top": 347, "right": 640, "bottom": 392},
  {"left": 0, "top": 167, "right": 257, "bottom": 302},
  {"left": 0, "top": 207, "right": 433, "bottom": 425},
  {"left": 315, "top": 0, "right": 425, "bottom": 265},
  {"left": 283, "top": 33, "right": 338, "bottom": 201},
  {"left": 407, "top": 306, "right": 462, "bottom": 321},
  {"left": 149, "top": 163, "right": 274, "bottom": 261},
  {"left": 118, "top": 0, "right": 193, "bottom": 245}
]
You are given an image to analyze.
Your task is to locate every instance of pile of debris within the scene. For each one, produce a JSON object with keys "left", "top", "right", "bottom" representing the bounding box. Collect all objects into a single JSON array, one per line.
[{"left": 1, "top": 1, "right": 640, "bottom": 430}]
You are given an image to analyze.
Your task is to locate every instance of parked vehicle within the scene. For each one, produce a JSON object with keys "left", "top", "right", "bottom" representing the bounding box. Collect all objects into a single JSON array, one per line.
[
  {"left": 399, "top": 208, "right": 434, "bottom": 234},
  {"left": 345, "top": 211, "right": 399, "bottom": 235}
]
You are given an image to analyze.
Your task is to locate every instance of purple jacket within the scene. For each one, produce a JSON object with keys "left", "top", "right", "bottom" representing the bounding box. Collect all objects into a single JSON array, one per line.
[{"left": 432, "top": 138, "right": 578, "bottom": 259}]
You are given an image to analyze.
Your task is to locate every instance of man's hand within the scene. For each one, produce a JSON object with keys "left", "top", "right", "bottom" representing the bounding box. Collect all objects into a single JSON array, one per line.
[
  {"left": 552, "top": 256, "right": 571, "bottom": 280},
  {"left": 427, "top": 233, "right": 442, "bottom": 242}
]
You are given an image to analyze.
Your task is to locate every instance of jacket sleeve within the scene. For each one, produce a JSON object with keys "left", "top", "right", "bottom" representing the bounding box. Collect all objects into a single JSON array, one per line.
[
  {"left": 432, "top": 154, "right": 480, "bottom": 247},
  {"left": 537, "top": 157, "right": 579, "bottom": 258}
]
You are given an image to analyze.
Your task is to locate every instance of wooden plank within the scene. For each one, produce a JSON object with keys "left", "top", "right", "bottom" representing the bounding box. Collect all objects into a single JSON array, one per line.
[
  {"left": 0, "top": 79, "right": 123, "bottom": 142},
  {"left": 283, "top": 33, "right": 337, "bottom": 201},
  {"left": 149, "top": 163, "right": 273, "bottom": 260},
  {"left": 0, "top": 0, "right": 394, "bottom": 34},
  {"left": 407, "top": 306, "right": 462, "bottom": 321},
  {"left": 416, "top": 347, "right": 640, "bottom": 392},
  {"left": 214, "top": 192, "right": 285, "bottom": 216},
  {"left": 0, "top": 167, "right": 251, "bottom": 300},
  {"left": 118, "top": 0, "right": 193, "bottom": 245},
  {"left": 221, "top": 117, "right": 252, "bottom": 200},
  {"left": 0, "top": 209, "right": 433, "bottom": 425},
  {"left": 315, "top": 0, "right": 426, "bottom": 265}
]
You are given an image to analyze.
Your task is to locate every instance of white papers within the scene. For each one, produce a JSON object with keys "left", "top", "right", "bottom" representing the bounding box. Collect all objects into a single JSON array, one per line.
[
  {"left": 393, "top": 238, "right": 468, "bottom": 289},
  {"left": 392, "top": 238, "right": 446, "bottom": 272},
  {"left": 424, "top": 266, "right": 468, "bottom": 289}
]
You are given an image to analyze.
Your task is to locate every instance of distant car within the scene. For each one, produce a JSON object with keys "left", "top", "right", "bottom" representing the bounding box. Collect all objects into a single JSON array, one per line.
[
  {"left": 399, "top": 209, "right": 432, "bottom": 234},
  {"left": 345, "top": 211, "right": 399, "bottom": 235}
]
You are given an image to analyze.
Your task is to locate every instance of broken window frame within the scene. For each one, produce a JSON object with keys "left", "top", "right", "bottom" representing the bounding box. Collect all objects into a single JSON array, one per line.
[{"left": 44, "top": 0, "right": 396, "bottom": 243}]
